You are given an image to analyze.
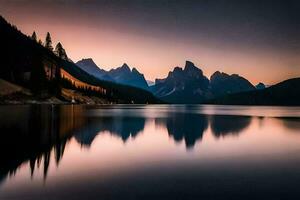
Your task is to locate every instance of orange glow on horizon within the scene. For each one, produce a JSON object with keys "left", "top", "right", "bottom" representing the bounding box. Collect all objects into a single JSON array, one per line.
[{"left": 1, "top": 8, "right": 299, "bottom": 85}]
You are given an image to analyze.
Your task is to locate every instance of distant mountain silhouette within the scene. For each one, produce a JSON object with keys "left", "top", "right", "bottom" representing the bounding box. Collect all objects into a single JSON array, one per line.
[
  {"left": 0, "top": 15, "right": 158, "bottom": 104},
  {"left": 255, "top": 82, "right": 266, "bottom": 90},
  {"left": 151, "top": 61, "right": 211, "bottom": 103},
  {"left": 108, "top": 63, "right": 150, "bottom": 91},
  {"left": 151, "top": 61, "right": 257, "bottom": 103},
  {"left": 1, "top": 13, "right": 296, "bottom": 105},
  {"left": 208, "top": 78, "right": 300, "bottom": 106},
  {"left": 76, "top": 58, "right": 114, "bottom": 82},
  {"left": 210, "top": 71, "right": 255, "bottom": 97},
  {"left": 76, "top": 59, "right": 150, "bottom": 91}
]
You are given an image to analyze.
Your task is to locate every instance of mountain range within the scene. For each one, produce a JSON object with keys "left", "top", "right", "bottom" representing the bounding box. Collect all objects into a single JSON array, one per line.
[
  {"left": 150, "top": 61, "right": 210, "bottom": 103},
  {"left": 0, "top": 14, "right": 299, "bottom": 105},
  {"left": 75, "top": 58, "right": 299, "bottom": 105},
  {"left": 0, "top": 15, "right": 159, "bottom": 104},
  {"left": 76, "top": 59, "right": 149, "bottom": 91},
  {"left": 149, "top": 61, "right": 256, "bottom": 103},
  {"left": 77, "top": 60, "right": 261, "bottom": 104},
  {"left": 76, "top": 58, "right": 113, "bottom": 82}
]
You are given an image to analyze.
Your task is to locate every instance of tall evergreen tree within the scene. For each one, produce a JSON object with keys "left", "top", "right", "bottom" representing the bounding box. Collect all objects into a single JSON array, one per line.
[
  {"left": 45, "top": 32, "right": 53, "bottom": 51},
  {"left": 55, "top": 42, "right": 68, "bottom": 60},
  {"left": 31, "top": 31, "right": 37, "bottom": 41}
]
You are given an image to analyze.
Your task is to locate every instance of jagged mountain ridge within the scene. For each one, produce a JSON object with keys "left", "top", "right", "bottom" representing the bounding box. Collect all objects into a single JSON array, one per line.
[
  {"left": 76, "top": 58, "right": 265, "bottom": 104},
  {"left": 1, "top": 13, "right": 295, "bottom": 105},
  {"left": 150, "top": 61, "right": 256, "bottom": 103},
  {"left": 76, "top": 59, "right": 149, "bottom": 91},
  {"left": 151, "top": 61, "right": 211, "bottom": 103},
  {"left": 0, "top": 15, "right": 159, "bottom": 104},
  {"left": 76, "top": 58, "right": 113, "bottom": 82},
  {"left": 108, "top": 63, "right": 149, "bottom": 91}
]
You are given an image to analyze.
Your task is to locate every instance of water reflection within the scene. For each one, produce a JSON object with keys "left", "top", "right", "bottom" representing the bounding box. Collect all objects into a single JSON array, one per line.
[
  {"left": 156, "top": 113, "right": 208, "bottom": 149},
  {"left": 279, "top": 117, "right": 300, "bottom": 131},
  {"left": 75, "top": 116, "right": 146, "bottom": 147},
  {"left": 0, "top": 105, "right": 85, "bottom": 183},
  {"left": 210, "top": 115, "right": 252, "bottom": 138},
  {"left": 0, "top": 105, "right": 299, "bottom": 190}
]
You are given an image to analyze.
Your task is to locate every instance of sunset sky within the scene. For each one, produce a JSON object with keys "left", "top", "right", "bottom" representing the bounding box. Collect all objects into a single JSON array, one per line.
[{"left": 0, "top": 0, "right": 299, "bottom": 84}]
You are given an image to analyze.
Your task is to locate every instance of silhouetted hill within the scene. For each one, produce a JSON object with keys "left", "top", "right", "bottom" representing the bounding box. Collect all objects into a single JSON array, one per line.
[
  {"left": 55, "top": 61, "right": 159, "bottom": 104},
  {"left": 207, "top": 78, "right": 300, "bottom": 106},
  {"left": 0, "top": 15, "right": 159, "bottom": 104},
  {"left": 76, "top": 58, "right": 113, "bottom": 82},
  {"left": 256, "top": 82, "right": 266, "bottom": 90},
  {"left": 0, "top": 16, "right": 57, "bottom": 85},
  {"left": 76, "top": 59, "right": 150, "bottom": 91},
  {"left": 210, "top": 71, "right": 255, "bottom": 97},
  {"left": 108, "top": 63, "right": 150, "bottom": 91}
]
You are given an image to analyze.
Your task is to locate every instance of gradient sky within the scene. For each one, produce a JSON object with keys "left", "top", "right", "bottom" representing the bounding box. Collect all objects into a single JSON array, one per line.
[{"left": 0, "top": 0, "right": 299, "bottom": 84}]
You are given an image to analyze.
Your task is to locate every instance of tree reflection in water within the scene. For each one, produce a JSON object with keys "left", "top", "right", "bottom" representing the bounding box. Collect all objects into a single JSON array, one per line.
[
  {"left": 0, "top": 105, "right": 85, "bottom": 183},
  {"left": 2, "top": 105, "right": 297, "bottom": 184}
]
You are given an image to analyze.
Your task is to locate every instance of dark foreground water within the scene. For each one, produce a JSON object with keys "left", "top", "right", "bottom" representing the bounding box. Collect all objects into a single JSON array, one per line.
[{"left": 0, "top": 105, "right": 300, "bottom": 200}]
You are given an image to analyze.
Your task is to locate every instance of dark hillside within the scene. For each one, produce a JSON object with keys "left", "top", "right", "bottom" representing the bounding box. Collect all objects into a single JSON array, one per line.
[
  {"left": 207, "top": 78, "right": 300, "bottom": 106},
  {"left": 0, "top": 15, "right": 159, "bottom": 104}
]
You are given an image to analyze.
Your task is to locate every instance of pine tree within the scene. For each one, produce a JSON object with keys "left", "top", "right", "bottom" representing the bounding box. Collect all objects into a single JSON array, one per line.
[
  {"left": 45, "top": 32, "right": 53, "bottom": 51},
  {"left": 31, "top": 31, "right": 37, "bottom": 41},
  {"left": 55, "top": 42, "right": 68, "bottom": 60}
]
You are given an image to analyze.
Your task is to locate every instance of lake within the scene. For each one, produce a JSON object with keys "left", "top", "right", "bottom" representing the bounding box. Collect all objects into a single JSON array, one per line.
[{"left": 0, "top": 105, "right": 300, "bottom": 200}]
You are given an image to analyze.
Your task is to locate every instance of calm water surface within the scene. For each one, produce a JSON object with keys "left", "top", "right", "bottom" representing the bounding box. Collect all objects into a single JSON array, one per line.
[{"left": 0, "top": 105, "right": 300, "bottom": 200}]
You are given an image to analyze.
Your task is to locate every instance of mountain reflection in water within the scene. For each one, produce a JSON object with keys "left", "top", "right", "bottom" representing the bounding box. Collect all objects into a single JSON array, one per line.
[{"left": 0, "top": 105, "right": 300, "bottom": 200}]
